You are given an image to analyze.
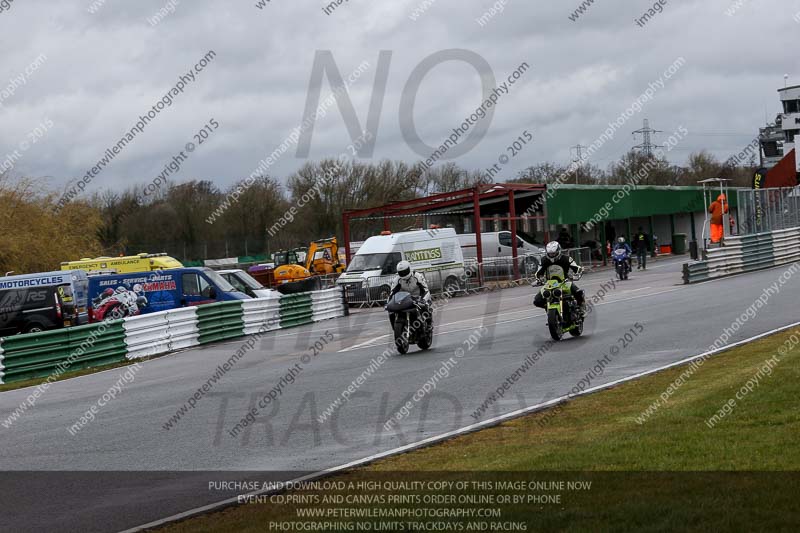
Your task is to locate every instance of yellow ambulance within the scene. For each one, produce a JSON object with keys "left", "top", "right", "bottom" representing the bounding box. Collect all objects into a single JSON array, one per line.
[{"left": 60, "top": 253, "right": 183, "bottom": 274}]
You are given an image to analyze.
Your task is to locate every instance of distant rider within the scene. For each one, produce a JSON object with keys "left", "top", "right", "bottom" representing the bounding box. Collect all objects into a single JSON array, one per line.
[
  {"left": 614, "top": 237, "right": 633, "bottom": 272},
  {"left": 533, "top": 242, "right": 586, "bottom": 316},
  {"left": 389, "top": 260, "right": 432, "bottom": 327}
]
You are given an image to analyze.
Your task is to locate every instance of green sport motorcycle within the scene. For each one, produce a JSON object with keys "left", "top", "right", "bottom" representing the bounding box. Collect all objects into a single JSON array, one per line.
[{"left": 537, "top": 267, "right": 584, "bottom": 341}]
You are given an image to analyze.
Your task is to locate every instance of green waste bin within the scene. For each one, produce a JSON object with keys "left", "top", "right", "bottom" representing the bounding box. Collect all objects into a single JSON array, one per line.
[{"left": 672, "top": 233, "right": 687, "bottom": 255}]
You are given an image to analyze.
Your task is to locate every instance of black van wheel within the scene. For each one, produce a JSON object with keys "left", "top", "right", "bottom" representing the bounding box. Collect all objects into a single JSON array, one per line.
[
  {"left": 443, "top": 276, "right": 461, "bottom": 296},
  {"left": 23, "top": 323, "right": 45, "bottom": 334},
  {"left": 377, "top": 285, "right": 391, "bottom": 304},
  {"left": 524, "top": 257, "right": 539, "bottom": 276}
]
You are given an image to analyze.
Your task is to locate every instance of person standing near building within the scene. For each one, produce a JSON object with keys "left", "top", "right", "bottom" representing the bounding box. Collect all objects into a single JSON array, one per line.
[
  {"left": 633, "top": 227, "right": 650, "bottom": 270},
  {"left": 708, "top": 193, "right": 729, "bottom": 244}
]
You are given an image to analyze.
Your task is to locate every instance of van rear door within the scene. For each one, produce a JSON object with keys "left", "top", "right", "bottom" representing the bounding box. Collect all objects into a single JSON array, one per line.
[{"left": 56, "top": 285, "right": 78, "bottom": 327}]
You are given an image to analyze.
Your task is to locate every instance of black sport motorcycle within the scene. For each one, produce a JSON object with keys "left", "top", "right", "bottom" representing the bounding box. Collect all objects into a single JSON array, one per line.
[{"left": 385, "top": 291, "right": 433, "bottom": 354}]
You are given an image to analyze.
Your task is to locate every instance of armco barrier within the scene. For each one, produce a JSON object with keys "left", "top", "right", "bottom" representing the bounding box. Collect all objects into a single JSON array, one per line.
[
  {"left": 683, "top": 227, "right": 800, "bottom": 284},
  {"left": 242, "top": 294, "right": 282, "bottom": 335},
  {"left": 311, "top": 288, "right": 349, "bottom": 322},
  {"left": 0, "top": 288, "right": 347, "bottom": 384},
  {"left": 0, "top": 321, "right": 127, "bottom": 384},
  {"left": 280, "top": 293, "right": 314, "bottom": 328},
  {"left": 196, "top": 301, "right": 244, "bottom": 345},
  {"left": 123, "top": 307, "right": 199, "bottom": 360}
]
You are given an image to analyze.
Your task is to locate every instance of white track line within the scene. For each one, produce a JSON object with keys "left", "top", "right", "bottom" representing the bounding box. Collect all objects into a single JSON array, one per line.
[
  {"left": 122, "top": 319, "right": 800, "bottom": 533},
  {"left": 343, "top": 334, "right": 390, "bottom": 351}
]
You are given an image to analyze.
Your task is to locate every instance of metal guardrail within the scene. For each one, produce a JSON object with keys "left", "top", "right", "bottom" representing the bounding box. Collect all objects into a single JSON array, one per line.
[
  {"left": 123, "top": 307, "right": 198, "bottom": 359},
  {"left": 279, "top": 293, "right": 315, "bottom": 328},
  {"left": 0, "top": 288, "right": 348, "bottom": 384},
  {"left": 0, "top": 321, "right": 127, "bottom": 383},
  {"left": 242, "top": 294, "right": 283, "bottom": 336},
  {"left": 197, "top": 301, "right": 245, "bottom": 345},
  {"left": 683, "top": 227, "right": 800, "bottom": 284}
]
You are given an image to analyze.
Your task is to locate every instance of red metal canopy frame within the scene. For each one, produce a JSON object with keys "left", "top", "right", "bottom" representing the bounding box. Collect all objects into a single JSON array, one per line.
[{"left": 342, "top": 183, "right": 549, "bottom": 282}]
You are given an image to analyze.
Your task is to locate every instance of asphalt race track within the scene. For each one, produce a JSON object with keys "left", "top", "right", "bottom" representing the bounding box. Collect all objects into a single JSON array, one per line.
[{"left": 2, "top": 257, "right": 798, "bottom": 532}]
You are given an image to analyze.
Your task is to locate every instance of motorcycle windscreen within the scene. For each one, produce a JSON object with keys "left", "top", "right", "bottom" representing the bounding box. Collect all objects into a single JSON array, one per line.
[
  {"left": 386, "top": 291, "right": 415, "bottom": 312},
  {"left": 545, "top": 265, "right": 566, "bottom": 281}
]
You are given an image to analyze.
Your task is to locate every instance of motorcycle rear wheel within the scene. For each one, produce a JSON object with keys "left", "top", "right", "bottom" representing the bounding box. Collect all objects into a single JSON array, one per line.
[
  {"left": 547, "top": 308, "right": 563, "bottom": 341},
  {"left": 394, "top": 320, "right": 409, "bottom": 354}
]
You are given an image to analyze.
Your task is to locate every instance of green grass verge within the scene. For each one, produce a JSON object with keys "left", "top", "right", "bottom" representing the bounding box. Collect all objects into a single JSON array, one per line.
[{"left": 158, "top": 328, "right": 800, "bottom": 532}]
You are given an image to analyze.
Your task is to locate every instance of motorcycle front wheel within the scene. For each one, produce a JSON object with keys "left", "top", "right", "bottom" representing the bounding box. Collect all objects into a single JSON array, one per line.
[
  {"left": 417, "top": 326, "right": 433, "bottom": 350},
  {"left": 394, "top": 320, "right": 409, "bottom": 354},
  {"left": 569, "top": 317, "right": 584, "bottom": 337},
  {"left": 547, "top": 308, "right": 563, "bottom": 341}
]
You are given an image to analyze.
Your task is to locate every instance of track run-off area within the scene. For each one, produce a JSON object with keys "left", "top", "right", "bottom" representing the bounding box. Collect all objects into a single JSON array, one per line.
[{"left": 2, "top": 255, "right": 799, "bottom": 532}]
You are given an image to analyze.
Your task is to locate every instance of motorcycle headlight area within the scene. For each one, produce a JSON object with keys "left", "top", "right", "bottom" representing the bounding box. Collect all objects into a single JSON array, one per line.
[
  {"left": 542, "top": 288, "right": 552, "bottom": 298},
  {"left": 552, "top": 288, "right": 563, "bottom": 298}
]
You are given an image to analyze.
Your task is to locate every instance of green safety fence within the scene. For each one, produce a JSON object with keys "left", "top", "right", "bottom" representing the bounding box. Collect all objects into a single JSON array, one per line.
[
  {"left": 196, "top": 301, "right": 245, "bottom": 345},
  {"left": 279, "top": 293, "right": 314, "bottom": 328},
  {"left": 0, "top": 321, "right": 127, "bottom": 383}
]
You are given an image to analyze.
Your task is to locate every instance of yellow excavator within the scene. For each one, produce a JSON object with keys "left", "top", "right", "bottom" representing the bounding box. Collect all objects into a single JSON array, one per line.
[
  {"left": 272, "top": 249, "right": 310, "bottom": 284},
  {"left": 272, "top": 237, "right": 345, "bottom": 284},
  {"left": 306, "top": 237, "right": 345, "bottom": 275}
]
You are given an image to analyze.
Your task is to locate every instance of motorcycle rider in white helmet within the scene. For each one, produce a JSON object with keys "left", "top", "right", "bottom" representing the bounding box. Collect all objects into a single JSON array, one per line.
[
  {"left": 613, "top": 236, "right": 633, "bottom": 273},
  {"left": 389, "top": 260, "right": 432, "bottom": 327},
  {"left": 390, "top": 260, "right": 431, "bottom": 301},
  {"left": 533, "top": 241, "right": 586, "bottom": 316}
]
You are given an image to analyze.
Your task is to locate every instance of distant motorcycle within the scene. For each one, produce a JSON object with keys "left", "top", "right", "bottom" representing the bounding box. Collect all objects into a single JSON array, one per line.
[
  {"left": 536, "top": 269, "right": 584, "bottom": 341},
  {"left": 385, "top": 291, "right": 433, "bottom": 354},
  {"left": 612, "top": 248, "right": 631, "bottom": 280}
]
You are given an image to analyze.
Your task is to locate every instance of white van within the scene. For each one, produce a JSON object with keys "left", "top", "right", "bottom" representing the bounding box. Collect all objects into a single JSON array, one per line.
[
  {"left": 458, "top": 231, "right": 544, "bottom": 275},
  {"left": 459, "top": 231, "right": 543, "bottom": 259},
  {"left": 337, "top": 228, "right": 466, "bottom": 302}
]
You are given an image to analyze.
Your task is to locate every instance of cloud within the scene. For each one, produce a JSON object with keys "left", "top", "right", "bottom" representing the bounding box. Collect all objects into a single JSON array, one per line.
[{"left": 0, "top": 0, "right": 797, "bottom": 193}]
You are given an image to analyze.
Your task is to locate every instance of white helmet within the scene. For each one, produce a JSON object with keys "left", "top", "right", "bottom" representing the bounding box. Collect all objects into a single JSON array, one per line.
[
  {"left": 397, "top": 260, "right": 412, "bottom": 280},
  {"left": 545, "top": 241, "right": 561, "bottom": 260}
]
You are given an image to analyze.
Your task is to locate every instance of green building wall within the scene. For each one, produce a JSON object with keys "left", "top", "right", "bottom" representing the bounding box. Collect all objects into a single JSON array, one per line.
[{"left": 545, "top": 185, "right": 738, "bottom": 226}]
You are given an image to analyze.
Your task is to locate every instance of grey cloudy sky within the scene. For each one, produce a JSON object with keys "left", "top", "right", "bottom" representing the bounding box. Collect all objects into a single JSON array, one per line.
[{"left": 1, "top": 0, "right": 798, "bottom": 194}]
